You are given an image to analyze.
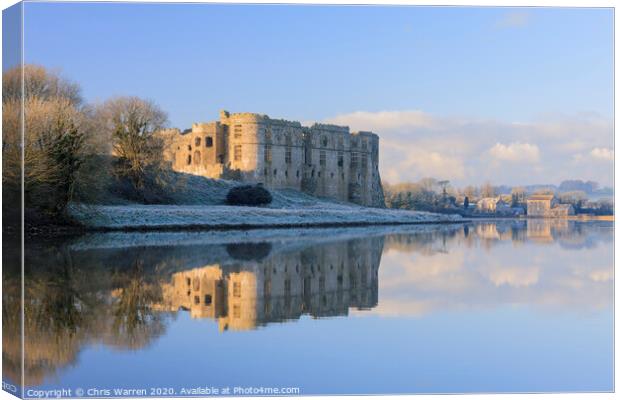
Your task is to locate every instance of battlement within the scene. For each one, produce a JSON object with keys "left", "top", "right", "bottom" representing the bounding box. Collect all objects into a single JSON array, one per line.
[
  {"left": 352, "top": 130, "right": 379, "bottom": 138},
  {"left": 310, "top": 123, "right": 350, "bottom": 133}
]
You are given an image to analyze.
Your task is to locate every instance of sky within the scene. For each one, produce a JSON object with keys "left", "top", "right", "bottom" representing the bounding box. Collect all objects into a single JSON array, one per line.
[{"left": 9, "top": 3, "right": 615, "bottom": 187}]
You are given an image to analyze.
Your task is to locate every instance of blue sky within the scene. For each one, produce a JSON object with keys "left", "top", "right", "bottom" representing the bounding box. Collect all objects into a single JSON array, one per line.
[{"left": 12, "top": 3, "right": 616, "bottom": 186}]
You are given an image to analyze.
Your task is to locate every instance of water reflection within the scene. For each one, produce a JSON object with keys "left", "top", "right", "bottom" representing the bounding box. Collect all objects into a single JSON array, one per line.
[
  {"left": 156, "top": 237, "right": 381, "bottom": 331},
  {"left": 2, "top": 219, "right": 613, "bottom": 392}
]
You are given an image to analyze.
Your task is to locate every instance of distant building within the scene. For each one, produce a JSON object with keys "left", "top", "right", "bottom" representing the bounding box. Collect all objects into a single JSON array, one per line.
[
  {"left": 526, "top": 194, "right": 574, "bottom": 218},
  {"left": 548, "top": 203, "right": 575, "bottom": 218},
  {"left": 526, "top": 194, "right": 555, "bottom": 216},
  {"left": 476, "top": 197, "right": 509, "bottom": 213}
]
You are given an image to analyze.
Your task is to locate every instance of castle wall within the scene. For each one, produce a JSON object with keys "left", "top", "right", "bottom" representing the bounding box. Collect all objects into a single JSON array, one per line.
[
  {"left": 302, "top": 124, "right": 351, "bottom": 201},
  {"left": 166, "top": 110, "right": 385, "bottom": 207}
]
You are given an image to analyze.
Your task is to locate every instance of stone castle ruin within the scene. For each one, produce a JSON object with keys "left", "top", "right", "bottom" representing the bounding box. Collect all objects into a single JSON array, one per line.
[{"left": 162, "top": 110, "right": 385, "bottom": 207}]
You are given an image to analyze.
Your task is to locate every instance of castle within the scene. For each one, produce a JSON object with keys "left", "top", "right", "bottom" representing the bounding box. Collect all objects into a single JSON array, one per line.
[{"left": 163, "top": 110, "right": 385, "bottom": 207}]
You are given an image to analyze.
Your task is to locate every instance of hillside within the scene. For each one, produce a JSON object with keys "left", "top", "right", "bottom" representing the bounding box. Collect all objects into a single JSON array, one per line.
[{"left": 71, "top": 173, "right": 463, "bottom": 230}]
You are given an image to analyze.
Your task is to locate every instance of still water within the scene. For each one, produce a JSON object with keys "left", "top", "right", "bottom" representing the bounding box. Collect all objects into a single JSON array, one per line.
[{"left": 3, "top": 220, "right": 613, "bottom": 396}]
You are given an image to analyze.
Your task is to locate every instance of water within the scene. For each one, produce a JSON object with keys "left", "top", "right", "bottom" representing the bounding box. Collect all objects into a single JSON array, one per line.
[{"left": 3, "top": 220, "right": 613, "bottom": 396}]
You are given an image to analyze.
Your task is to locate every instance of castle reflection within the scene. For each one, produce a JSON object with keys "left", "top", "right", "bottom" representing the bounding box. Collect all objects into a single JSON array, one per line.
[{"left": 156, "top": 237, "right": 382, "bottom": 330}]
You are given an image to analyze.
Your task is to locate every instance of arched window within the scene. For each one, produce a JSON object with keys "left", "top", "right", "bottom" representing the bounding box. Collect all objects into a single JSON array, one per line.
[
  {"left": 195, "top": 137, "right": 201, "bottom": 147},
  {"left": 186, "top": 154, "right": 192, "bottom": 165},
  {"left": 194, "top": 151, "right": 201, "bottom": 165}
]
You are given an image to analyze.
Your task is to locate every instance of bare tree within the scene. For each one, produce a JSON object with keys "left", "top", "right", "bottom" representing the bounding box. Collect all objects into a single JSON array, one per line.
[
  {"left": 462, "top": 185, "right": 478, "bottom": 201},
  {"left": 97, "top": 97, "right": 168, "bottom": 195},
  {"left": 480, "top": 182, "right": 495, "bottom": 198},
  {"left": 511, "top": 186, "right": 526, "bottom": 206},
  {"left": 3, "top": 64, "right": 82, "bottom": 105},
  {"left": 2, "top": 65, "right": 107, "bottom": 220}
]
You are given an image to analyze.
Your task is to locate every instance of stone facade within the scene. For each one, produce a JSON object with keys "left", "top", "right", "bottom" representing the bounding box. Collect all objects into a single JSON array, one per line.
[
  {"left": 526, "top": 194, "right": 575, "bottom": 218},
  {"left": 163, "top": 110, "right": 385, "bottom": 207}
]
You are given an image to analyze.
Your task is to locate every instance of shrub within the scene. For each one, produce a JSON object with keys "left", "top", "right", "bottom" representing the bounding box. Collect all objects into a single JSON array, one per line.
[{"left": 226, "top": 185, "right": 272, "bottom": 206}]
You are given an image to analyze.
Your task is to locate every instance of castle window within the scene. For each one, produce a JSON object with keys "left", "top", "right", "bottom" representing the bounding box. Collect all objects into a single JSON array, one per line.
[
  {"left": 322, "top": 136, "right": 328, "bottom": 147},
  {"left": 285, "top": 170, "right": 289, "bottom": 178},
  {"left": 188, "top": 145, "right": 192, "bottom": 151},
  {"left": 320, "top": 151, "right": 326, "bottom": 166},
  {"left": 284, "top": 279, "right": 291, "bottom": 294},
  {"left": 285, "top": 147, "right": 292, "bottom": 164},
  {"left": 193, "top": 279, "right": 200, "bottom": 291},
  {"left": 296, "top": 170, "right": 300, "bottom": 178},
  {"left": 233, "top": 304, "right": 240, "bottom": 318},
  {"left": 186, "top": 278, "right": 191, "bottom": 286},
  {"left": 265, "top": 128, "right": 272, "bottom": 141},
  {"left": 351, "top": 139, "right": 358, "bottom": 148},
  {"left": 194, "top": 151, "right": 201, "bottom": 165},
  {"left": 273, "top": 169, "right": 277, "bottom": 176},
  {"left": 233, "top": 124, "right": 242, "bottom": 139},
  {"left": 362, "top": 139, "right": 368, "bottom": 150},
  {"left": 234, "top": 145, "right": 242, "bottom": 161},
  {"left": 195, "top": 137, "right": 201, "bottom": 147},
  {"left": 338, "top": 137, "right": 344, "bottom": 148},
  {"left": 264, "top": 145, "right": 272, "bottom": 163},
  {"left": 204, "top": 295, "right": 212, "bottom": 305},
  {"left": 318, "top": 171, "right": 321, "bottom": 178},
  {"left": 351, "top": 152, "right": 359, "bottom": 168},
  {"left": 194, "top": 296, "right": 200, "bottom": 305},
  {"left": 337, "top": 151, "right": 344, "bottom": 167},
  {"left": 311, "top": 170, "right": 315, "bottom": 178},
  {"left": 264, "top": 279, "right": 271, "bottom": 296},
  {"left": 331, "top": 172, "right": 334, "bottom": 179},
  {"left": 233, "top": 282, "right": 241, "bottom": 297},
  {"left": 361, "top": 154, "right": 368, "bottom": 169},
  {"left": 186, "top": 154, "right": 192, "bottom": 165},
  {"left": 205, "top": 137, "right": 213, "bottom": 147}
]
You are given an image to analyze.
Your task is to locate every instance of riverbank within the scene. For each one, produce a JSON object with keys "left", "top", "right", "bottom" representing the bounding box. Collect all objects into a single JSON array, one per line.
[{"left": 68, "top": 203, "right": 464, "bottom": 231}]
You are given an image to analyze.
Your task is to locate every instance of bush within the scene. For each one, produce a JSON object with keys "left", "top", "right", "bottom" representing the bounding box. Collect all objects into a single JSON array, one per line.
[{"left": 226, "top": 185, "right": 272, "bottom": 206}]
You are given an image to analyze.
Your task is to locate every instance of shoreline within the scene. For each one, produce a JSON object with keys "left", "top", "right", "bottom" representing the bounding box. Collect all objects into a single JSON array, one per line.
[
  {"left": 67, "top": 203, "right": 466, "bottom": 233},
  {"left": 83, "top": 218, "right": 470, "bottom": 233},
  {"left": 15, "top": 204, "right": 612, "bottom": 238}
]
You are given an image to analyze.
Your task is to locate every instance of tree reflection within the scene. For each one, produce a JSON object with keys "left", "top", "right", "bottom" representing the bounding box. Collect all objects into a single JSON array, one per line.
[{"left": 107, "top": 259, "right": 166, "bottom": 350}]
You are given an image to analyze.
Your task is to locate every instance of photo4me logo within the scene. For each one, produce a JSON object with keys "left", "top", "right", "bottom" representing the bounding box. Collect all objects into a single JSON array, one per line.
[{"left": 3, "top": 381, "right": 17, "bottom": 393}]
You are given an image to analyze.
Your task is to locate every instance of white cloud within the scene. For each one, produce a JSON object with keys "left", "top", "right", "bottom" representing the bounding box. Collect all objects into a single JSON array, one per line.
[
  {"left": 324, "top": 109, "right": 613, "bottom": 187},
  {"left": 488, "top": 142, "right": 540, "bottom": 163},
  {"left": 326, "top": 110, "right": 436, "bottom": 132},
  {"left": 590, "top": 147, "right": 614, "bottom": 161}
]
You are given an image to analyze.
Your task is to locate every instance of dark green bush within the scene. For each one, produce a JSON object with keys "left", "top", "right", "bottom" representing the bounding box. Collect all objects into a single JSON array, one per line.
[{"left": 226, "top": 184, "right": 272, "bottom": 206}]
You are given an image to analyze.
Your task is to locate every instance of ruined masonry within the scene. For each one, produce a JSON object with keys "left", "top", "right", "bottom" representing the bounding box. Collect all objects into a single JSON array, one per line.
[{"left": 162, "top": 110, "right": 385, "bottom": 207}]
